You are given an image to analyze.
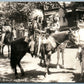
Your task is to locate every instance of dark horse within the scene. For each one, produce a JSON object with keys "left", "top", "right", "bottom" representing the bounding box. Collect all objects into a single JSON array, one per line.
[
  {"left": 38, "top": 29, "right": 77, "bottom": 74},
  {"left": 1, "top": 30, "right": 14, "bottom": 57},
  {"left": 10, "top": 37, "right": 35, "bottom": 78}
]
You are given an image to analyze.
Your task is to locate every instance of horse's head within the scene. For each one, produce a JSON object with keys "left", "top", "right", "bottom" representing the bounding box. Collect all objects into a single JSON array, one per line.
[{"left": 68, "top": 29, "right": 79, "bottom": 45}]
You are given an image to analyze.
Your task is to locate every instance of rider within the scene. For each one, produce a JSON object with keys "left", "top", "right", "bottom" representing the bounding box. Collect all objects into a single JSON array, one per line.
[
  {"left": 45, "top": 14, "right": 60, "bottom": 34},
  {"left": 53, "top": 14, "right": 60, "bottom": 33},
  {"left": 31, "top": 16, "right": 44, "bottom": 57},
  {"left": 1, "top": 22, "right": 11, "bottom": 45}
]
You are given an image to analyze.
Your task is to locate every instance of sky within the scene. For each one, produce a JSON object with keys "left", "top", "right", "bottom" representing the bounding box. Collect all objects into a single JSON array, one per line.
[{"left": 59, "top": 1, "right": 71, "bottom": 6}]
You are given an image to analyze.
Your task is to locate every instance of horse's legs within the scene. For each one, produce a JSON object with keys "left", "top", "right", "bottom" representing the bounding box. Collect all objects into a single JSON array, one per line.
[
  {"left": 40, "top": 44, "right": 46, "bottom": 66},
  {"left": 31, "top": 51, "right": 34, "bottom": 57},
  {"left": 40, "top": 59, "right": 42, "bottom": 65},
  {"left": 46, "top": 55, "right": 51, "bottom": 74},
  {"left": 80, "top": 49, "right": 84, "bottom": 78},
  {"left": 42, "top": 52, "right": 46, "bottom": 66},
  {"left": 35, "top": 42, "right": 38, "bottom": 57},
  {"left": 8, "top": 45, "right": 10, "bottom": 58},
  {"left": 81, "top": 52, "right": 84, "bottom": 78},
  {"left": 81, "top": 61, "right": 83, "bottom": 77},
  {"left": 18, "top": 62, "right": 24, "bottom": 76},
  {"left": 61, "top": 49, "right": 64, "bottom": 68},
  {"left": 40, "top": 56, "right": 46, "bottom": 67},
  {"left": 46, "top": 52, "right": 51, "bottom": 74},
  {"left": 57, "top": 47, "right": 60, "bottom": 67},
  {"left": 14, "top": 66, "right": 18, "bottom": 78},
  {"left": 44, "top": 57, "right": 46, "bottom": 67},
  {"left": 2, "top": 45, "right": 5, "bottom": 56}
]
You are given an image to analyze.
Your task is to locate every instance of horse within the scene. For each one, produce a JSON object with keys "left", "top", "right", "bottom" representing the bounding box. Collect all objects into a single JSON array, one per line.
[
  {"left": 0, "top": 25, "right": 17, "bottom": 57},
  {"left": 10, "top": 36, "right": 35, "bottom": 78},
  {"left": 37, "top": 29, "right": 77, "bottom": 74},
  {"left": 1, "top": 30, "right": 14, "bottom": 57},
  {"left": 70, "top": 29, "right": 84, "bottom": 78}
]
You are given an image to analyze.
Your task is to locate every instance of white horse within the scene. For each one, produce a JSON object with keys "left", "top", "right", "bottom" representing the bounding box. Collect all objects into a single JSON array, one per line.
[{"left": 73, "top": 28, "right": 84, "bottom": 78}]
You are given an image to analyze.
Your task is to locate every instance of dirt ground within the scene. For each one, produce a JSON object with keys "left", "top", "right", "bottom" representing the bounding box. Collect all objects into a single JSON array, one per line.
[{"left": 0, "top": 46, "right": 84, "bottom": 83}]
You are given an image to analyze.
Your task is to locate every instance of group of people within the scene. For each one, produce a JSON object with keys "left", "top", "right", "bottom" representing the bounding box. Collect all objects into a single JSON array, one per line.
[
  {"left": 46, "top": 13, "right": 60, "bottom": 33},
  {"left": 0, "top": 14, "right": 61, "bottom": 51}
]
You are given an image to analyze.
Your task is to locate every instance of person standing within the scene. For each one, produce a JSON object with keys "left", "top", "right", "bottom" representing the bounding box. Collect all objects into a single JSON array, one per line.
[
  {"left": 18, "top": 23, "right": 25, "bottom": 38},
  {"left": 12, "top": 20, "right": 17, "bottom": 40}
]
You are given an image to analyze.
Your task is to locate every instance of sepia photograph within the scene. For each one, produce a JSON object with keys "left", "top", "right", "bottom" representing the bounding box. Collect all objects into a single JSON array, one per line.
[{"left": 0, "top": 1, "right": 84, "bottom": 83}]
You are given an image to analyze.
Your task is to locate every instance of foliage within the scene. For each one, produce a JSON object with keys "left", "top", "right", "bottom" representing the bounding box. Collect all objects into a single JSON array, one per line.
[
  {"left": 1, "top": 2, "right": 83, "bottom": 22},
  {"left": 0, "top": 2, "right": 37, "bottom": 22}
]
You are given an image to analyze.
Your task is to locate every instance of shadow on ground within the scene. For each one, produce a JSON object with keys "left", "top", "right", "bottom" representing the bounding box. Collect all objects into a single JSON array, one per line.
[
  {"left": 3, "top": 70, "right": 46, "bottom": 82},
  {"left": 0, "top": 53, "right": 8, "bottom": 59},
  {"left": 1, "top": 68, "right": 84, "bottom": 83},
  {"left": 38, "top": 63, "right": 60, "bottom": 68},
  {"left": 38, "top": 63, "right": 76, "bottom": 70},
  {"left": 72, "top": 73, "right": 84, "bottom": 83}
]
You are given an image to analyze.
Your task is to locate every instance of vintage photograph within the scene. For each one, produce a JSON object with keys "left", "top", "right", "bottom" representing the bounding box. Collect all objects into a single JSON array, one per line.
[{"left": 0, "top": 1, "right": 84, "bottom": 82}]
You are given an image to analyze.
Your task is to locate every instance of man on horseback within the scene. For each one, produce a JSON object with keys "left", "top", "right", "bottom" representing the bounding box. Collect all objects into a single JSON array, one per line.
[
  {"left": 0, "top": 22, "right": 12, "bottom": 45},
  {"left": 31, "top": 17, "right": 42, "bottom": 57},
  {"left": 73, "top": 22, "right": 84, "bottom": 78},
  {"left": 75, "top": 21, "right": 84, "bottom": 60},
  {"left": 0, "top": 21, "right": 13, "bottom": 57}
]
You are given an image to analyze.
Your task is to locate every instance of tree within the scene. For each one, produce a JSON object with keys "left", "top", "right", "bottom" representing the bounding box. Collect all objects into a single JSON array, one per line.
[{"left": 1, "top": 2, "right": 37, "bottom": 22}]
